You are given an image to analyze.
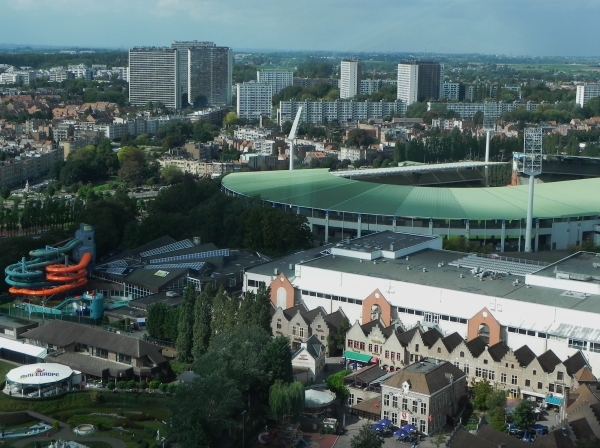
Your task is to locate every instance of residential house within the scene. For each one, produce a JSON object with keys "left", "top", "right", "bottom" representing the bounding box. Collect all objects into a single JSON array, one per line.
[{"left": 291, "top": 334, "right": 326, "bottom": 383}]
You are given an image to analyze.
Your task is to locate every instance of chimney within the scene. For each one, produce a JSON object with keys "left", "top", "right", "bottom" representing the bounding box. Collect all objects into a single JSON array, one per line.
[
  {"left": 193, "top": 236, "right": 201, "bottom": 246},
  {"left": 274, "top": 268, "right": 278, "bottom": 275}
]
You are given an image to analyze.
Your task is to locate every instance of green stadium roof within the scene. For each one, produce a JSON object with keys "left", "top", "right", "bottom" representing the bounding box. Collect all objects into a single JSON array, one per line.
[{"left": 222, "top": 169, "right": 600, "bottom": 221}]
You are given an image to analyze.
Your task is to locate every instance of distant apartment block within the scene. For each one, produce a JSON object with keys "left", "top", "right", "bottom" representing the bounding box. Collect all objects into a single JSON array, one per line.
[
  {"left": 278, "top": 99, "right": 407, "bottom": 125},
  {"left": 0, "top": 148, "right": 62, "bottom": 188},
  {"left": 340, "top": 60, "right": 361, "bottom": 99},
  {"left": 397, "top": 61, "right": 442, "bottom": 105},
  {"left": 441, "top": 82, "right": 460, "bottom": 101},
  {"left": 428, "top": 101, "right": 540, "bottom": 120},
  {"left": 129, "top": 47, "right": 180, "bottom": 110},
  {"left": 293, "top": 77, "right": 339, "bottom": 88},
  {"left": 112, "top": 67, "right": 129, "bottom": 82},
  {"left": 257, "top": 71, "right": 293, "bottom": 95},
  {"left": 236, "top": 82, "right": 272, "bottom": 120},
  {"left": 576, "top": 84, "right": 600, "bottom": 107},
  {"left": 0, "top": 71, "right": 35, "bottom": 85},
  {"left": 360, "top": 79, "right": 397, "bottom": 96}
]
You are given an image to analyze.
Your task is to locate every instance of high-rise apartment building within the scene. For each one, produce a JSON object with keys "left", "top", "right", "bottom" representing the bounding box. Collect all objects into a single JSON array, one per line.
[
  {"left": 171, "top": 41, "right": 232, "bottom": 106},
  {"left": 340, "top": 60, "right": 361, "bottom": 99},
  {"left": 257, "top": 70, "right": 293, "bottom": 95},
  {"left": 236, "top": 82, "right": 273, "bottom": 120},
  {"left": 129, "top": 47, "right": 180, "bottom": 110},
  {"left": 397, "top": 61, "right": 442, "bottom": 105},
  {"left": 576, "top": 84, "right": 600, "bottom": 107}
]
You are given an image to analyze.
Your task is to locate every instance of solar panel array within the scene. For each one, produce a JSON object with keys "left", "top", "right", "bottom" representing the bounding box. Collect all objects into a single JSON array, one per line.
[
  {"left": 106, "top": 267, "right": 127, "bottom": 275},
  {"left": 144, "top": 262, "right": 206, "bottom": 271},
  {"left": 105, "top": 259, "right": 128, "bottom": 268},
  {"left": 139, "top": 239, "right": 194, "bottom": 258},
  {"left": 150, "top": 249, "right": 230, "bottom": 264}
]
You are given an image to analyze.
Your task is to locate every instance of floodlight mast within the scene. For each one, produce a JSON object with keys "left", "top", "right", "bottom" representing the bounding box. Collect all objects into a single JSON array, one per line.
[
  {"left": 522, "top": 128, "right": 543, "bottom": 252},
  {"left": 483, "top": 102, "right": 497, "bottom": 186},
  {"left": 288, "top": 106, "right": 303, "bottom": 171}
]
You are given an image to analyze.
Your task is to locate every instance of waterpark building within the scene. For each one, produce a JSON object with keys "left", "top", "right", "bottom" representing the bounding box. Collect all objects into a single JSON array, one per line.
[
  {"left": 22, "top": 320, "right": 167, "bottom": 380},
  {"left": 5, "top": 363, "right": 80, "bottom": 398},
  {"left": 222, "top": 169, "right": 600, "bottom": 252},
  {"left": 243, "top": 231, "right": 600, "bottom": 401}
]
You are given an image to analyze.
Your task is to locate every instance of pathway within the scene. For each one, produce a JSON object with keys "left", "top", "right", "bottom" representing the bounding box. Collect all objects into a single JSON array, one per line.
[{"left": 0, "top": 411, "right": 125, "bottom": 448}]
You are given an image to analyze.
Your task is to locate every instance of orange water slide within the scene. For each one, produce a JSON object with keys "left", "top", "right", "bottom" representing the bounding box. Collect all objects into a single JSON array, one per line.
[{"left": 8, "top": 252, "right": 92, "bottom": 296}]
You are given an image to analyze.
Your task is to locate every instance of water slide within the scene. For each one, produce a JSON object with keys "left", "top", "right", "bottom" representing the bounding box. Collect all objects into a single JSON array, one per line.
[{"left": 5, "top": 239, "right": 93, "bottom": 296}]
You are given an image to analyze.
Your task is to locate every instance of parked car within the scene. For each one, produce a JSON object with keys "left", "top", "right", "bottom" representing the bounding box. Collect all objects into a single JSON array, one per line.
[
  {"left": 561, "top": 427, "right": 569, "bottom": 437},
  {"left": 532, "top": 424, "right": 549, "bottom": 435}
]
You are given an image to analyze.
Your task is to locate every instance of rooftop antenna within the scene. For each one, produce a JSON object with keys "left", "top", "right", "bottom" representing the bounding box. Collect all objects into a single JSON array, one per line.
[
  {"left": 483, "top": 102, "right": 496, "bottom": 186},
  {"left": 522, "top": 127, "right": 543, "bottom": 253},
  {"left": 288, "top": 106, "right": 303, "bottom": 171}
]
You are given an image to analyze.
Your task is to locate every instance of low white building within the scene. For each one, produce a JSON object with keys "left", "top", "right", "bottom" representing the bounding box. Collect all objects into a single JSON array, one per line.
[{"left": 291, "top": 334, "right": 326, "bottom": 383}]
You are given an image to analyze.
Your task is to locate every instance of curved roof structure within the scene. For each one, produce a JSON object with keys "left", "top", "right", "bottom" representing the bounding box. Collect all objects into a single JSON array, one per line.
[{"left": 222, "top": 169, "right": 600, "bottom": 220}]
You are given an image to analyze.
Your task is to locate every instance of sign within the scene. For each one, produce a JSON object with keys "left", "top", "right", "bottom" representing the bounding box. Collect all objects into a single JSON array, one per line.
[
  {"left": 401, "top": 412, "right": 408, "bottom": 420},
  {"left": 20, "top": 367, "right": 59, "bottom": 379}
]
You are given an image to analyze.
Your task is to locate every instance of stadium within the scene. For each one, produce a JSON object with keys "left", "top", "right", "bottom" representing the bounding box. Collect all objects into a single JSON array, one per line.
[{"left": 221, "top": 166, "right": 600, "bottom": 252}]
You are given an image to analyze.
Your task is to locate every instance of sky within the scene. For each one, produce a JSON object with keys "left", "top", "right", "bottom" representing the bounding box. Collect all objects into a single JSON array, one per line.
[{"left": 3, "top": 0, "right": 600, "bottom": 57}]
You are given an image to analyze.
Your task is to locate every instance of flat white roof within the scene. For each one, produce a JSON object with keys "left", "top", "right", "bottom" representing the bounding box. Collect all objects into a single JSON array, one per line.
[
  {"left": 0, "top": 337, "right": 47, "bottom": 359},
  {"left": 6, "top": 363, "right": 73, "bottom": 385},
  {"left": 331, "top": 161, "right": 509, "bottom": 178}
]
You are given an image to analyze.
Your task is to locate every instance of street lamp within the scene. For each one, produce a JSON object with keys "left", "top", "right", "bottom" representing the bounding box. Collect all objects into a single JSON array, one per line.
[{"left": 241, "top": 410, "right": 246, "bottom": 448}]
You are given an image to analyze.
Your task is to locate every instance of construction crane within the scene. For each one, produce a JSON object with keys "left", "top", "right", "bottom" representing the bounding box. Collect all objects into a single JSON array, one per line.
[{"left": 288, "top": 106, "right": 303, "bottom": 171}]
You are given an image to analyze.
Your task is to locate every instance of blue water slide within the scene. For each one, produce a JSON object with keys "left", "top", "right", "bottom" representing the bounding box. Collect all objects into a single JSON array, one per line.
[{"left": 29, "top": 238, "right": 82, "bottom": 258}]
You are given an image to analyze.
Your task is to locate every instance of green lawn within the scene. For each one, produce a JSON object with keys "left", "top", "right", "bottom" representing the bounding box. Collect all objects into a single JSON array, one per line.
[{"left": 0, "top": 359, "right": 15, "bottom": 382}]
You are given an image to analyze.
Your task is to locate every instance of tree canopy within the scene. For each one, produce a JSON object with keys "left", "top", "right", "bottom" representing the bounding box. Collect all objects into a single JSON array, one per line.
[
  {"left": 350, "top": 423, "right": 384, "bottom": 448},
  {"left": 512, "top": 399, "right": 535, "bottom": 430}
]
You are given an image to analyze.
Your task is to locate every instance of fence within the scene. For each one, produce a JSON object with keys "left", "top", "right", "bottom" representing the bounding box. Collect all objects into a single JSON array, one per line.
[{"left": 0, "top": 307, "right": 100, "bottom": 326}]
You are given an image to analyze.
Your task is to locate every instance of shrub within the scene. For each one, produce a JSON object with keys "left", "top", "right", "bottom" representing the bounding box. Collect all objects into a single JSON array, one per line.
[
  {"left": 117, "top": 381, "right": 128, "bottom": 390},
  {"left": 107, "top": 383, "right": 115, "bottom": 391},
  {"left": 52, "top": 421, "right": 60, "bottom": 432},
  {"left": 148, "top": 380, "right": 160, "bottom": 390},
  {"left": 90, "top": 391, "right": 103, "bottom": 404},
  {"left": 0, "top": 412, "right": 34, "bottom": 426}
]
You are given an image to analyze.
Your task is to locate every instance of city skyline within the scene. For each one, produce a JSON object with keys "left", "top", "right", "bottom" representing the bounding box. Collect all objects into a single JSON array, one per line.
[{"left": 3, "top": 0, "right": 600, "bottom": 57}]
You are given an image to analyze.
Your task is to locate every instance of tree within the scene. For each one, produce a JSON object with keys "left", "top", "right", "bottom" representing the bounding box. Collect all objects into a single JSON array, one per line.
[
  {"left": 168, "top": 371, "right": 243, "bottom": 447},
  {"left": 326, "top": 369, "right": 351, "bottom": 402},
  {"left": 265, "top": 336, "right": 294, "bottom": 385},
  {"left": 192, "top": 284, "right": 213, "bottom": 361},
  {"left": 146, "top": 302, "right": 168, "bottom": 340},
  {"left": 117, "top": 146, "right": 145, "bottom": 165},
  {"left": 118, "top": 160, "right": 143, "bottom": 184},
  {"left": 512, "top": 399, "right": 535, "bottom": 430},
  {"left": 161, "top": 164, "right": 185, "bottom": 185},
  {"left": 335, "top": 316, "right": 351, "bottom": 354},
  {"left": 210, "top": 286, "right": 237, "bottom": 340},
  {"left": 486, "top": 389, "right": 507, "bottom": 412},
  {"left": 223, "top": 111, "right": 239, "bottom": 128},
  {"left": 431, "top": 430, "right": 447, "bottom": 448},
  {"left": 269, "top": 380, "right": 305, "bottom": 422},
  {"left": 490, "top": 406, "right": 507, "bottom": 433},
  {"left": 472, "top": 380, "right": 493, "bottom": 410},
  {"left": 176, "top": 284, "right": 196, "bottom": 363},
  {"left": 350, "top": 423, "right": 384, "bottom": 448}
]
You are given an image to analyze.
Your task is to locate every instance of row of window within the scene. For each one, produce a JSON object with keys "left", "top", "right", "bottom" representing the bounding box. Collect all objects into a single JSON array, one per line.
[
  {"left": 381, "top": 411, "right": 427, "bottom": 433},
  {"left": 247, "top": 280, "right": 266, "bottom": 288},
  {"left": 383, "top": 395, "right": 428, "bottom": 415},
  {"left": 292, "top": 326, "right": 305, "bottom": 338},
  {"left": 507, "top": 329, "right": 600, "bottom": 354},
  {"left": 398, "top": 307, "right": 468, "bottom": 325},
  {"left": 301, "top": 290, "right": 363, "bottom": 305}
]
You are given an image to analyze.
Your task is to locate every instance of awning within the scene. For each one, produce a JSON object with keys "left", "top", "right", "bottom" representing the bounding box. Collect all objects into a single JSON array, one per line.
[
  {"left": 522, "top": 391, "right": 546, "bottom": 399},
  {"left": 370, "top": 357, "right": 379, "bottom": 364},
  {"left": 344, "top": 351, "right": 372, "bottom": 363},
  {"left": 0, "top": 338, "right": 47, "bottom": 359},
  {"left": 546, "top": 396, "right": 563, "bottom": 406}
]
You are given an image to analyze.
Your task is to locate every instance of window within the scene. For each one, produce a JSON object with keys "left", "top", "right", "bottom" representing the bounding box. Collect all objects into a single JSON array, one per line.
[
  {"left": 299, "top": 327, "right": 304, "bottom": 338},
  {"left": 437, "top": 347, "right": 441, "bottom": 354},
  {"left": 385, "top": 350, "right": 390, "bottom": 359},
  {"left": 557, "top": 371, "right": 564, "bottom": 382},
  {"left": 483, "top": 359, "right": 488, "bottom": 364},
  {"left": 549, "top": 383, "right": 555, "bottom": 392},
  {"left": 590, "top": 342, "right": 600, "bottom": 353},
  {"left": 368, "top": 344, "right": 373, "bottom": 352},
  {"left": 525, "top": 379, "right": 530, "bottom": 387},
  {"left": 510, "top": 389, "right": 518, "bottom": 398},
  {"left": 321, "top": 336, "right": 325, "bottom": 341},
  {"left": 568, "top": 339, "right": 586, "bottom": 350},
  {"left": 348, "top": 393, "right": 354, "bottom": 406},
  {"left": 501, "top": 373, "right": 507, "bottom": 384},
  {"left": 392, "top": 413, "right": 398, "bottom": 425},
  {"left": 359, "top": 342, "right": 365, "bottom": 350},
  {"left": 476, "top": 367, "right": 482, "bottom": 377},
  {"left": 384, "top": 395, "right": 390, "bottom": 406},
  {"left": 460, "top": 351, "right": 465, "bottom": 358},
  {"left": 391, "top": 351, "right": 395, "bottom": 360},
  {"left": 556, "top": 385, "right": 563, "bottom": 394},
  {"left": 392, "top": 396, "right": 398, "bottom": 408},
  {"left": 276, "top": 287, "right": 286, "bottom": 309},
  {"left": 532, "top": 369, "right": 536, "bottom": 376},
  {"left": 411, "top": 417, "right": 418, "bottom": 426},
  {"left": 92, "top": 347, "right": 108, "bottom": 359},
  {"left": 464, "top": 364, "right": 469, "bottom": 375},
  {"left": 292, "top": 326, "right": 297, "bottom": 336},
  {"left": 347, "top": 339, "right": 353, "bottom": 347},
  {"left": 511, "top": 375, "right": 518, "bottom": 385},
  {"left": 117, "top": 353, "right": 132, "bottom": 365},
  {"left": 402, "top": 398, "right": 408, "bottom": 410},
  {"left": 412, "top": 400, "right": 418, "bottom": 413},
  {"left": 420, "top": 402, "right": 427, "bottom": 415},
  {"left": 396, "top": 353, "right": 402, "bottom": 361},
  {"left": 276, "top": 320, "right": 282, "bottom": 330},
  {"left": 415, "top": 344, "right": 419, "bottom": 353},
  {"left": 454, "top": 361, "right": 460, "bottom": 369},
  {"left": 538, "top": 382, "right": 543, "bottom": 389},
  {"left": 419, "top": 420, "right": 426, "bottom": 433},
  {"left": 383, "top": 411, "right": 389, "bottom": 420}
]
